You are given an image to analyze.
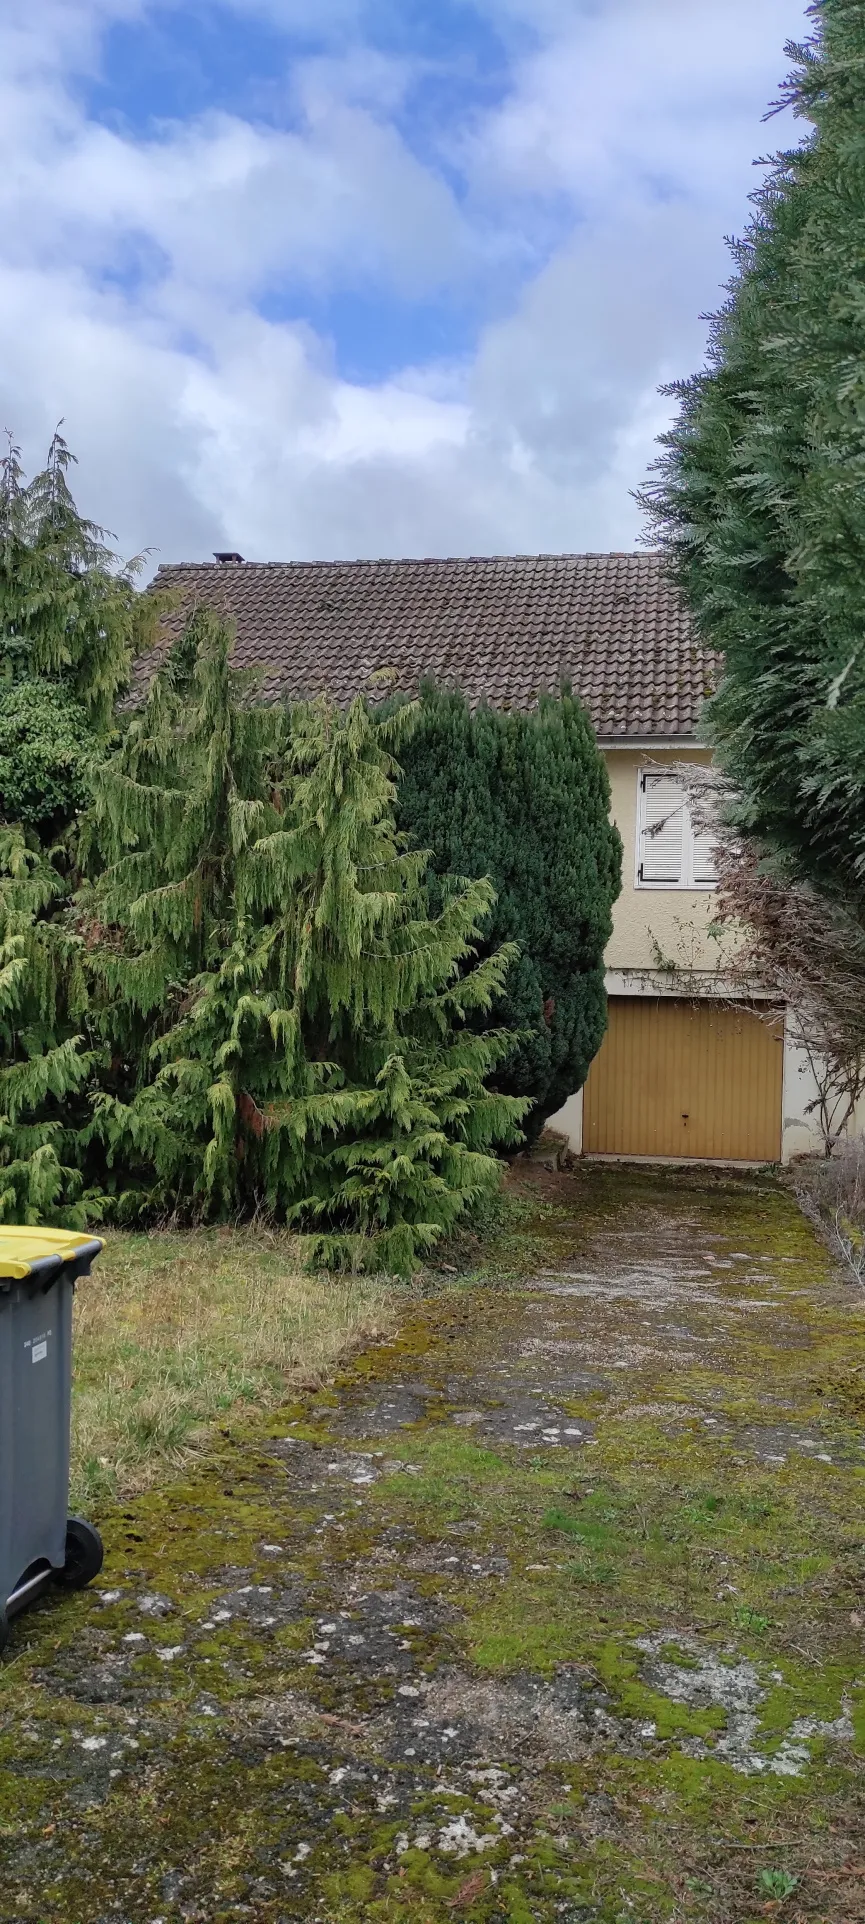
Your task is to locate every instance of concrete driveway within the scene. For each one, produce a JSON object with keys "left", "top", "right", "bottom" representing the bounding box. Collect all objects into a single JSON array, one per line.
[{"left": 1, "top": 1163, "right": 863, "bottom": 1923}]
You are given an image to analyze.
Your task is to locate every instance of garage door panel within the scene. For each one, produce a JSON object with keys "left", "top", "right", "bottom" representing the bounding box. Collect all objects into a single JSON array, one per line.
[{"left": 583, "top": 999, "right": 783, "bottom": 1162}]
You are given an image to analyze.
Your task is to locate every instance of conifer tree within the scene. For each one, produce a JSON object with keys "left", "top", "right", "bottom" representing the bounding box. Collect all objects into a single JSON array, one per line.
[
  {"left": 83, "top": 606, "right": 283, "bottom": 1028},
  {"left": 0, "top": 828, "right": 95, "bottom": 1223},
  {"left": 395, "top": 687, "right": 621, "bottom": 1134},
  {"left": 0, "top": 428, "right": 155, "bottom": 1225},
  {"left": 87, "top": 619, "right": 527, "bottom": 1268},
  {"left": 0, "top": 428, "right": 157, "bottom": 729},
  {"left": 640, "top": 1, "right": 865, "bottom": 906}
]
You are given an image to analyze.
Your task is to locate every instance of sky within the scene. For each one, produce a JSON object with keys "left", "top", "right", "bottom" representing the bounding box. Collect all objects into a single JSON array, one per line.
[{"left": 1, "top": 0, "right": 810, "bottom": 570}]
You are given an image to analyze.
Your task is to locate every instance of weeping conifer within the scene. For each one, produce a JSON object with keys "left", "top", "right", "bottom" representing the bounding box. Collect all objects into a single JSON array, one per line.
[
  {"left": 0, "top": 429, "right": 157, "bottom": 727},
  {"left": 0, "top": 829, "right": 95, "bottom": 1223},
  {"left": 80, "top": 609, "right": 284, "bottom": 1208},
  {"left": 82, "top": 607, "right": 284, "bottom": 1024},
  {"left": 0, "top": 429, "right": 157, "bottom": 1225},
  {"left": 86, "top": 618, "right": 527, "bottom": 1268}
]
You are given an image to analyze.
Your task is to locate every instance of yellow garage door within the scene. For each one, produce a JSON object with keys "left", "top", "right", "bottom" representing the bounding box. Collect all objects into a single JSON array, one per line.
[{"left": 583, "top": 998, "right": 783, "bottom": 1163}]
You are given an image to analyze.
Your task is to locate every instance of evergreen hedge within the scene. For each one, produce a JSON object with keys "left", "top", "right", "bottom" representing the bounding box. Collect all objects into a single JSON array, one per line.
[{"left": 640, "top": 0, "right": 865, "bottom": 906}]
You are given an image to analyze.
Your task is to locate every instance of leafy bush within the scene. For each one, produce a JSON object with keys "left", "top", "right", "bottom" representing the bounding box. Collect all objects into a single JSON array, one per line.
[{"left": 0, "top": 679, "right": 93, "bottom": 835}]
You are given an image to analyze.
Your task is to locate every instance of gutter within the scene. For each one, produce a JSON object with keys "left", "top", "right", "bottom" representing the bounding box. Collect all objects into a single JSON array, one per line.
[{"left": 597, "top": 737, "right": 707, "bottom": 753}]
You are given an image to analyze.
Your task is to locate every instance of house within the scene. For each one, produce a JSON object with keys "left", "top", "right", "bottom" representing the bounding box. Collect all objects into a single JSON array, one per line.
[{"left": 151, "top": 549, "right": 825, "bottom": 1166}]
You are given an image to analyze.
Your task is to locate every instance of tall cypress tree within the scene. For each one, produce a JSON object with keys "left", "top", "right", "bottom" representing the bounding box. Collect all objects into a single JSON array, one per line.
[
  {"left": 640, "top": 1, "right": 865, "bottom": 906},
  {"left": 87, "top": 620, "right": 527, "bottom": 1268},
  {"left": 395, "top": 687, "right": 621, "bottom": 1134}
]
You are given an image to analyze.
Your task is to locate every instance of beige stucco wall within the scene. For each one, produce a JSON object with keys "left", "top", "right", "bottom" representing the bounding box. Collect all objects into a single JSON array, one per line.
[
  {"left": 547, "top": 744, "right": 835, "bottom": 1164},
  {"left": 604, "top": 748, "right": 721, "bottom": 977},
  {"left": 548, "top": 742, "right": 862, "bottom": 1165}
]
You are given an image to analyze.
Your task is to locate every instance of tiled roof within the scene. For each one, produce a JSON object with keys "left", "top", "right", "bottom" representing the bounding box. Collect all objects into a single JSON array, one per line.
[{"left": 148, "top": 552, "right": 718, "bottom": 740}]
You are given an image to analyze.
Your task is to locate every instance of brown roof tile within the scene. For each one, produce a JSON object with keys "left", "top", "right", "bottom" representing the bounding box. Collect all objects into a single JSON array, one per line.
[{"left": 148, "top": 552, "right": 717, "bottom": 740}]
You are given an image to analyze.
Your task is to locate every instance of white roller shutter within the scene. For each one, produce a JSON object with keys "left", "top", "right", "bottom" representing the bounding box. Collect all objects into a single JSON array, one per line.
[
  {"left": 691, "top": 820, "right": 719, "bottom": 885},
  {"left": 640, "top": 775, "right": 685, "bottom": 883}
]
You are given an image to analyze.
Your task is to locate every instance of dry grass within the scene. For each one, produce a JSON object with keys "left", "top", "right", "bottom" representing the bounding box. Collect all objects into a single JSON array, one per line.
[
  {"left": 70, "top": 1226, "right": 410, "bottom": 1510},
  {"left": 793, "top": 1139, "right": 865, "bottom": 1290}
]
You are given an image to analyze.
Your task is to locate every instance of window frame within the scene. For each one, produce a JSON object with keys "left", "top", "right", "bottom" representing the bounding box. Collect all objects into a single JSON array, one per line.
[{"left": 634, "top": 769, "right": 718, "bottom": 892}]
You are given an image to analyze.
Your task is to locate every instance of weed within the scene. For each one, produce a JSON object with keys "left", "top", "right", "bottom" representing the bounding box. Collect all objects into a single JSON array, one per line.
[
  {"left": 683, "top": 1492, "right": 726, "bottom": 1527},
  {"left": 544, "top": 1495, "right": 625, "bottom": 1589},
  {"left": 734, "top": 1605, "right": 771, "bottom": 1636},
  {"left": 758, "top": 1869, "right": 799, "bottom": 1900},
  {"left": 566, "top": 1556, "right": 618, "bottom": 1586}
]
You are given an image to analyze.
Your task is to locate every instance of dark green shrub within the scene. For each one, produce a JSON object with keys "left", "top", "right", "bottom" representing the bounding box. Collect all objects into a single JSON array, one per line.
[{"left": 395, "top": 686, "right": 621, "bottom": 1135}]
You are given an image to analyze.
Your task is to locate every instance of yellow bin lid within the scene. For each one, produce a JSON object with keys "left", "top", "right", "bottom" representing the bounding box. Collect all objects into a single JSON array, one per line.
[{"left": 0, "top": 1228, "right": 104, "bottom": 1282}]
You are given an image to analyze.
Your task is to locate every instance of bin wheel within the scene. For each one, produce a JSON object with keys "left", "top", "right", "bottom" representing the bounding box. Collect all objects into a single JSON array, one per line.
[
  {"left": 0, "top": 1609, "right": 8, "bottom": 1655},
  {"left": 57, "top": 1517, "right": 104, "bottom": 1591}
]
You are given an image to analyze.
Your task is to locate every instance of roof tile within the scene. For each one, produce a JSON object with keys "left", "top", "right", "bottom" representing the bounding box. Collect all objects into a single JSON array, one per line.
[{"left": 148, "top": 553, "right": 717, "bottom": 739}]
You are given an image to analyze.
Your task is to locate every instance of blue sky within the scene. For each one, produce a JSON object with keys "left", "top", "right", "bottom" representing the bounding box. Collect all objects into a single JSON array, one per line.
[{"left": 0, "top": 0, "right": 810, "bottom": 566}]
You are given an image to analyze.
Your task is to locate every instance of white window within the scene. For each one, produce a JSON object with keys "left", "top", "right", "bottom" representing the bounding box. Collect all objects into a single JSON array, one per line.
[{"left": 636, "top": 772, "right": 718, "bottom": 890}]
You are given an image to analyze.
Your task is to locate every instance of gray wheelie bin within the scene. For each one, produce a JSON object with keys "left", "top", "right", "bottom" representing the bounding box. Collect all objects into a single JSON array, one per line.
[{"left": 0, "top": 1228, "right": 105, "bottom": 1649}]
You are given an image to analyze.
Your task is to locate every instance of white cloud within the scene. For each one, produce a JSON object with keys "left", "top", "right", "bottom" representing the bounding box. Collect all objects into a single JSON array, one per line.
[
  {"left": 3, "top": 0, "right": 144, "bottom": 83},
  {"left": 5, "top": 106, "right": 474, "bottom": 301},
  {"left": 471, "top": 0, "right": 803, "bottom": 212},
  {"left": 0, "top": 0, "right": 811, "bottom": 568},
  {"left": 1, "top": 22, "right": 474, "bottom": 303}
]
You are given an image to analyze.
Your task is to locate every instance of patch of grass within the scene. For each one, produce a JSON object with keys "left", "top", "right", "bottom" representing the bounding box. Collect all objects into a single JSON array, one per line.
[
  {"left": 544, "top": 1495, "right": 625, "bottom": 1587},
  {"left": 70, "top": 1227, "right": 410, "bottom": 1507}
]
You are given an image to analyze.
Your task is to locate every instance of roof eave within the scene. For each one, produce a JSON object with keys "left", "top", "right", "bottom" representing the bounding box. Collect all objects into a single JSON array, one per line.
[{"left": 597, "top": 734, "right": 708, "bottom": 752}]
